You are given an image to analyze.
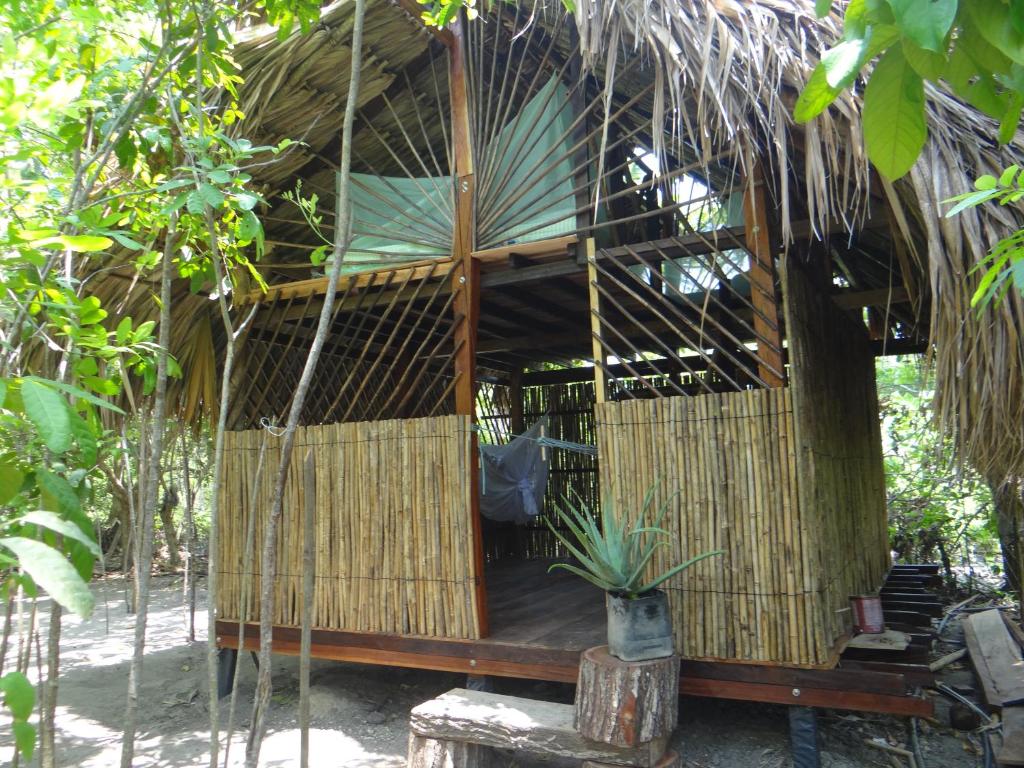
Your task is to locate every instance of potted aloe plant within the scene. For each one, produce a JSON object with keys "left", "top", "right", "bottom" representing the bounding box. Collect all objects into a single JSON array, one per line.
[{"left": 546, "top": 487, "right": 722, "bottom": 662}]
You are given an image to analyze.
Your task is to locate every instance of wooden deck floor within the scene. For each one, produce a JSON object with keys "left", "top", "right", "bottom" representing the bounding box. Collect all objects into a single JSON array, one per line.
[{"left": 484, "top": 559, "right": 605, "bottom": 649}]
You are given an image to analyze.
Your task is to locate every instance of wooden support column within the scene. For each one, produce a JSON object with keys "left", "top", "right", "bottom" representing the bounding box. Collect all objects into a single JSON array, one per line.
[
  {"left": 567, "top": 25, "right": 592, "bottom": 264},
  {"left": 742, "top": 162, "right": 785, "bottom": 388},
  {"left": 585, "top": 239, "right": 607, "bottom": 403},
  {"left": 508, "top": 368, "right": 524, "bottom": 435},
  {"left": 449, "top": 17, "right": 488, "bottom": 637}
]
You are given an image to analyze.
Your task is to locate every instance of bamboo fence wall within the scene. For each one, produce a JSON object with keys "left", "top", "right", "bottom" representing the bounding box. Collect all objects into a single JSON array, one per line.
[
  {"left": 782, "top": 256, "right": 891, "bottom": 654},
  {"left": 216, "top": 415, "right": 481, "bottom": 639},
  {"left": 596, "top": 389, "right": 822, "bottom": 665},
  {"left": 595, "top": 265, "right": 889, "bottom": 667}
]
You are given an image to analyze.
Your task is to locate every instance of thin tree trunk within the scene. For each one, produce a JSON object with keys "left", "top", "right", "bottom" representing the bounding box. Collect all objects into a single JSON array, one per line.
[
  {"left": 120, "top": 213, "right": 177, "bottom": 768},
  {"left": 299, "top": 449, "right": 316, "bottom": 768},
  {"left": 0, "top": 594, "right": 15, "bottom": 678},
  {"left": 245, "top": 4, "right": 365, "bottom": 762},
  {"left": 222, "top": 429, "right": 268, "bottom": 768},
  {"left": 39, "top": 602, "right": 59, "bottom": 768},
  {"left": 158, "top": 485, "right": 181, "bottom": 569},
  {"left": 182, "top": 430, "right": 197, "bottom": 642}
]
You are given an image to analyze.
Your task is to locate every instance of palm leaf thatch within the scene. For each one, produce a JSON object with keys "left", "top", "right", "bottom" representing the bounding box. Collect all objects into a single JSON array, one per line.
[{"left": 569, "top": 0, "right": 1024, "bottom": 474}]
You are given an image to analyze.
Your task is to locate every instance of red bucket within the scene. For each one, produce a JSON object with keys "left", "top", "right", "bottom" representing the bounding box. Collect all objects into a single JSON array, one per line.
[{"left": 851, "top": 595, "right": 885, "bottom": 634}]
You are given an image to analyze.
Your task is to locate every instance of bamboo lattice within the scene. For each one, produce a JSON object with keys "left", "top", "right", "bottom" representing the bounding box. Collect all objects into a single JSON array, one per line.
[{"left": 216, "top": 415, "right": 481, "bottom": 639}]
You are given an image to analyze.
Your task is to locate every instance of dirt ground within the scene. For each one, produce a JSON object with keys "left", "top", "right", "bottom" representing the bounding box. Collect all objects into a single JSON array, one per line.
[{"left": 0, "top": 576, "right": 982, "bottom": 766}]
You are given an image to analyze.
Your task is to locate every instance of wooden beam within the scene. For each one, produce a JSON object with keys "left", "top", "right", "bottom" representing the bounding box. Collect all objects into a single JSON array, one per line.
[
  {"left": 831, "top": 286, "right": 910, "bottom": 309},
  {"left": 448, "top": 17, "right": 487, "bottom": 639},
  {"left": 742, "top": 162, "right": 785, "bottom": 387},
  {"left": 585, "top": 238, "right": 606, "bottom": 404},
  {"left": 215, "top": 621, "right": 934, "bottom": 717}
]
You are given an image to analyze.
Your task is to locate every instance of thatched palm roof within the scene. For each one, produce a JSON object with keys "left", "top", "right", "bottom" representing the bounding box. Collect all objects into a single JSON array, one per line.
[{"left": 92, "top": 0, "right": 1024, "bottom": 476}]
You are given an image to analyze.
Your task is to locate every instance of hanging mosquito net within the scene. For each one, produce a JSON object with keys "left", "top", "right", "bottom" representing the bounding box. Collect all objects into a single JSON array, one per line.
[{"left": 479, "top": 418, "right": 551, "bottom": 525}]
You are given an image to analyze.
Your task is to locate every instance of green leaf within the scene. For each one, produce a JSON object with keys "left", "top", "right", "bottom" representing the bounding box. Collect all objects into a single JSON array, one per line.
[
  {"left": 235, "top": 192, "right": 259, "bottom": 211},
  {"left": 944, "top": 188, "right": 998, "bottom": 217},
  {"left": 12, "top": 721, "right": 34, "bottom": 760},
  {"left": 815, "top": 0, "right": 831, "bottom": 16},
  {"left": 0, "top": 672, "right": 35, "bottom": 720},
  {"left": 886, "top": 0, "right": 957, "bottom": 52},
  {"left": 116, "top": 317, "right": 133, "bottom": 345},
  {"left": 20, "top": 380, "right": 72, "bottom": 454},
  {"left": 68, "top": 412, "right": 97, "bottom": 466},
  {"left": 186, "top": 191, "right": 204, "bottom": 215},
  {"left": 199, "top": 183, "right": 225, "bottom": 208},
  {"left": 0, "top": 462, "right": 24, "bottom": 506},
  {"left": 794, "top": 64, "right": 842, "bottom": 122},
  {"left": 19, "top": 511, "right": 100, "bottom": 557},
  {"left": 0, "top": 538, "right": 93, "bottom": 617},
  {"left": 0, "top": 379, "right": 6, "bottom": 408},
  {"left": 1000, "top": 165, "right": 1021, "bottom": 187},
  {"left": 966, "top": 0, "right": 1024, "bottom": 64},
  {"left": 59, "top": 235, "right": 113, "bottom": 253},
  {"left": 863, "top": 46, "right": 927, "bottom": 179},
  {"left": 110, "top": 232, "right": 145, "bottom": 251},
  {"left": 83, "top": 376, "right": 120, "bottom": 396},
  {"left": 237, "top": 210, "right": 261, "bottom": 241},
  {"left": 976, "top": 175, "right": 999, "bottom": 190},
  {"left": 22, "top": 377, "right": 124, "bottom": 414},
  {"left": 901, "top": 39, "right": 947, "bottom": 80},
  {"left": 37, "top": 470, "right": 81, "bottom": 517},
  {"left": 822, "top": 34, "right": 873, "bottom": 88}
]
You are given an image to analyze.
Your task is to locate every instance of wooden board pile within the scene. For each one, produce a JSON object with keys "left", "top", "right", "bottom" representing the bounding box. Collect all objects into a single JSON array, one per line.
[{"left": 963, "top": 610, "right": 1024, "bottom": 766}]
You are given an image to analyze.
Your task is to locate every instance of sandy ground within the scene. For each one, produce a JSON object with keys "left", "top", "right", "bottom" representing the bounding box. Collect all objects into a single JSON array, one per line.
[{"left": 0, "top": 576, "right": 981, "bottom": 766}]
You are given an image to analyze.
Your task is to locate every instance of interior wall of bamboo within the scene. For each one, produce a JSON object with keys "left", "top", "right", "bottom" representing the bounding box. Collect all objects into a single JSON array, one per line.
[
  {"left": 782, "top": 256, "right": 891, "bottom": 655},
  {"left": 596, "top": 389, "right": 832, "bottom": 665},
  {"left": 216, "top": 415, "right": 481, "bottom": 639}
]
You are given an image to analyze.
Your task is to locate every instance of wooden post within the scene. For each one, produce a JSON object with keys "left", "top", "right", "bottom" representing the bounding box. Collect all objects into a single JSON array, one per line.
[
  {"left": 742, "top": 162, "right": 785, "bottom": 388},
  {"left": 586, "top": 239, "right": 607, "bottom": 403},
  {"left": 508, "top": 368, "right": 524, "bottom": 435},
  {"left": 567, "top": 24, "right": 592, "bottom": 264},
  {"left": 449, "top": 16, "right": 488, "bottom": 637}
]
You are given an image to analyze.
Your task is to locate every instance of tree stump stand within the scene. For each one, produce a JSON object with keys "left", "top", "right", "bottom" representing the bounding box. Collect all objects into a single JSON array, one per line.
[{"left": 575, "top": 646, "right": 680, "bottom": 748}]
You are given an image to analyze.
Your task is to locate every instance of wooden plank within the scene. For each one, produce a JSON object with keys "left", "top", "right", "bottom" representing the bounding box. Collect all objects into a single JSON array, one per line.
[
  {"left": 881, "top": 600, "right": 943, "bottom": 617},
  {"left": 678, "top": 660, "right": 910, "bottom": 696},
  {"left": 964, "top": 610, "right": 1024, "bottom": 707},
  {"left": 742, "top": 162, "right": 784, "bottom": 387},
  {"left": 837, "top": 660, "right": 935, "bottom": 689},
  {"left": 410, "top": 689, "right": 668, "bottom": 766},
  {"left": 472, "top": 235, "right": 577, "bottom": 263},
  {"left": 678, "top": 677, "right": 932, "bottom": 718},
  {"left": 999, "top": 707, "right": 1024, "bottom": 766}
]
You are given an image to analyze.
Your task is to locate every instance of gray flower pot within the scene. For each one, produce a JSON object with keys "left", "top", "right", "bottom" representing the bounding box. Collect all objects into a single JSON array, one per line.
[{"left": 606, "top": 589, "right": 675, "bottom": 661}]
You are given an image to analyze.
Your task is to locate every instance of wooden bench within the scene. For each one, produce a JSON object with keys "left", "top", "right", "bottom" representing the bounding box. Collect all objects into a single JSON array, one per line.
[{"left": 408, "top": 688, "right": 677, "bottom": 767}]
